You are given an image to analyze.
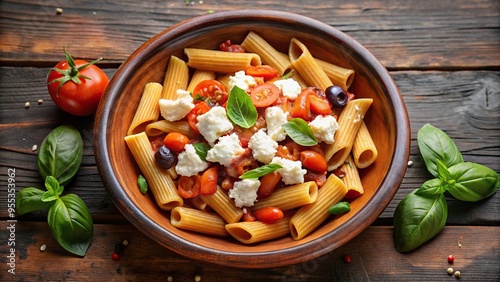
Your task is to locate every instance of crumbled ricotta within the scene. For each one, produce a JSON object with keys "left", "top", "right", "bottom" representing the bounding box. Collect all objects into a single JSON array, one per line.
[
  {"left": 228, "top": 178, "right": 260, "bottom": 208},
  {"left": 273, "top": 78, "right": 301, "bottom": 100},
  {"left": 196, "top": 106, "right": 234, "bottom": 145},
  {"left": 271, "top": 156, "right": 307, "bottom": 185},
  {"left": 228, "top": 70, "right": 257, "bottom": 91},
  {"left": 206, "top": 133, "right": 245, "bottom": 166},
  {"left": 159, "top": 89, "right": 195, "bottom": 122},
  {"left": 308, "top": 115, "right": 339, "bottom": 144},
  {"left": 265, "top": 106, "right": 288, "bottom": 142},
  {"left": 175, "top": 144, "right": 208, "bottom": 177},
  {"left": 248, "top": 129, "right": 278, "bottom": 164}
]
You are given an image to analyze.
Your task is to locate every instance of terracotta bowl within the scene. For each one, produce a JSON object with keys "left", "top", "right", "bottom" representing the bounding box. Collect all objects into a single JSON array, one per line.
[{"left": 94, "top": 10, "right": 410, "bottom": 268}]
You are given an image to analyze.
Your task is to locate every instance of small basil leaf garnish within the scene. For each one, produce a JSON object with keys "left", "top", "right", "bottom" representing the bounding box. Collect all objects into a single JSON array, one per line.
[
  {"left": 42, "top": 176, "right": 64, "bottom": 202},
  {"left": 240, "top": 164, "right": 282, "bottom": 179},
  {"left": 327, "top": 201, "right": 351, "bottom": 215},
  {"left": 192, "top": 142, "right": 211, "bottom": 161},
  {"left": 283, "top": 118, "right": 318, "bottom": 146},
  {"left": 138, "top": 175, "right": 148, "bottom": 194},
  {"left": 226, "top": 86, "right": 258, "bottom": 129}
]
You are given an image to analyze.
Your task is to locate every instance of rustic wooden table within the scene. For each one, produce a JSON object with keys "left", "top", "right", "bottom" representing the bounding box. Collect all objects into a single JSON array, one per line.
[{"left": 1, "top": 0, "right": 499, "bottom": 281}]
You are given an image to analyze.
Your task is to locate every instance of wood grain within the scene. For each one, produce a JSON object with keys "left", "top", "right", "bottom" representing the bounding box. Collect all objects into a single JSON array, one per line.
[
  {"left": 1, "top": 222, "right": 498, "bottom": 281},
  {"left": 0, "top": 0, "right": 498, "bottom": 69}
]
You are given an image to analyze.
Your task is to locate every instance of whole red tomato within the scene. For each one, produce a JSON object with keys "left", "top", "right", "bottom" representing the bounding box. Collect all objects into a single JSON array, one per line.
[{"left": 47, "top": 48, "right": 109, "bottom": 116}]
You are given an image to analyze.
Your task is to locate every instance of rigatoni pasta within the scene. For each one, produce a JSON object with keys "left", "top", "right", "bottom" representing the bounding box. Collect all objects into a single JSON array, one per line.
[
  {"left": 171, "top": 206, "right": 229, "bottom": 237},
  {"left": 352, "top": 121, "right": 378, "bottom": 169},
  {"left": 127, "top": 82, "right": 163, "bottom": 136},
  {"left": 315, "top": 58, "right": 355, "bottom": 91},
  {"left": 161, "top": 56, "right": 189, "bottom": 99},
  {"left": 185, "top": 48, "right": 261, "bottom": 74},
  {"left": 225, "top": 214, "right": 291, "bottom": 244},
  {"left": 251, "top": 181, "right": 318, "bottom": 211}
]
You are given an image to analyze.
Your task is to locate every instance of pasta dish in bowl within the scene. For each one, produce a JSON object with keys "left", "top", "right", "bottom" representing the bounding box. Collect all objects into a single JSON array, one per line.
[{"left": 94, "top": 10, "right": 410, "bottom": 268}]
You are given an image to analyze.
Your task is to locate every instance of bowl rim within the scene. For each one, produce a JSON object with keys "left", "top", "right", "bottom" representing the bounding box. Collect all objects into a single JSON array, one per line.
[{"left": 94, "top": 9, "right": 410, "bottom": 268}]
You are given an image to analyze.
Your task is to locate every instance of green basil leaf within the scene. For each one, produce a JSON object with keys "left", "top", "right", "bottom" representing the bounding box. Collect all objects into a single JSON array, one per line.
[
  {"left": 38, "top": 125, "right": 83, "bottom": 186},
  {"left": 226, "top": 86, "right": 257, "bottom": 128},
  {"left": 283, "top": 118, "right": 318, "bottom": 146},
  {"left": 16, "top": 187, "right": 53, "bottom": 216},
  {"left": 240, "top": 164, "right": 282, "bottom": 179},
  {"left": 393, "top": 189, "right": 448, "bottom": 253},
  {"left": 42, "top": 176, "right": 64, "bottom": 202},
  {"left": 417, "top": 123, "right": 463, "bottom": 178},
  {"left": 47, "top": 194, "right": 93, "bottom": 257},
  {"left": 327, "top": 201, "right": 351, "bottom": 215},
  {"left": 446, "top": 162, "right": 499, "bottom": 202},
  {"left": 415, "top": 178, "right": 446, "bottom": 196},
  {"left": 137, "top": 175, "right": 148, "bottom": 194},
  {"left": 192, "top": 142, "right": 211, "bottom": 161}
]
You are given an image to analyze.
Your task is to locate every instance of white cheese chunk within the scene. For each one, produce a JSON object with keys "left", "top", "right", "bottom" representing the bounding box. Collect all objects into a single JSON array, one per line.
[
  {"left": 265, "top": 106, "right": 288, "bottom": 142},
  {"left": 228, "top": 70, "right": 257, "bottom": 91},
  {"left": 159, "top": 89, "right": 195, "bottom": 122},
  {"left": 271, "top": 156, "right": 307, "bottom": 185},
  {"left": 228, "top": 178, "right": 260, "bottom": 208},
  {"left": 206, "top": 133, "right": 245, "bottom": 166},
  {"left": 248, "top": 129, "right": 278, "bottom": 164},
  {"left": 196, "top": 106, "right": 234, "bottom": 145},
  {"left": 308, "top": 115, "right": 339, "bottom": 144},
  {"left": 175, "top": 144, "right": 208, "bottom": 177},
  {"left": 273, "top": 78, "right": 301, "bottom": 100}
]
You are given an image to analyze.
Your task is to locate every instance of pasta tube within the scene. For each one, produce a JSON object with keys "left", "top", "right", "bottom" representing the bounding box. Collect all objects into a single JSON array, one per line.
[
  {"left": 325, "top": 98, "right": 373, "bottom": 170},
  {"left": 127, "top": 82, "right": 162, "bottom": 136},
  {"left": 288, "top": 38, "right": 332, "bottom": 91},
  {"left": 340, "top": 154, "right": 364, "bottom": 199},
  {"left": 186, "top": 69, "right": 216, "bottom": 93},
  {"left": 241, "top": 31, "right": 293, "bottom": 75},
  {"left": 171, "top": 207, "right": 229, "bottom": 237},
  {"left": 144, "top": 120, "right": 197, "bottom": 139},
  {"left": 199, "top": 186, "right": 244, "bottom": 223},
  {"left": 161, "top": 55, "right": 189, "bottom": 100},
  {"left": 352, "top": 121, "right": 378, "bottom": 169},
  {"left": 124, "top": 132, "right": 183, "bottom": 210},
  {"left": 185, "top": 48, "right": 261, "bottom": 74},
  {"left": 315, "top": 58, "right": 355, "bottom": 91},
  {"left": 251, "top": 181, "right": 318, "bottom": 211},
  {"left": 225, "top": 214, "right": 291, "bottom": 244},
  {"left": 289, "top": 174, "right": 347, "bottom": 240}
]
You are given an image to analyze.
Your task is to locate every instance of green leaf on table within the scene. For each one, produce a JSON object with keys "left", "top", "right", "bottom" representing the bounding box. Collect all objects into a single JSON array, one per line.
[
  {"left": 415, "top": 178, "right": 446, "bottom": 196},
  {"left": 226, "top": 86, "right": 257, "bottom": 129},
  {"left": 47, "top": 194, "right": 94, "bottom": 257},
  {"left": 393, "top": 189, "right": 448, "bottom": 253},
  {"left": 446, "top": 162, "right": 499, "bottom": 202},
  {"left": 283, "top": 118, "right": 318, "bottom": 146},
  {"left": 417, "top": 123, "right": 463, "bottom": 178},
  {"left": 16, "top": 187, "right": 54, "bottom": 216}
]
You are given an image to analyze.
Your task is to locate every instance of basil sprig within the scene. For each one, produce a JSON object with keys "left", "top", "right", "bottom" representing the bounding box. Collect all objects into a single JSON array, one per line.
[
  {"left": 283, "top": 118, "right": 318, "bottom": 146},
  {"left": 327, "top": 201, "right": 351, "bottom": 215},
  {"left": 226, "top": 86, "right": 258, "bottom": 128},
  {"left": 16, "top": 125, "right": 93, "bottom": 257},
  {"left": 240, "top": 164, "right": 282, "bottom": 179},
  {"left": 393, "top": 123, "right": 499, "bottom": 253}
]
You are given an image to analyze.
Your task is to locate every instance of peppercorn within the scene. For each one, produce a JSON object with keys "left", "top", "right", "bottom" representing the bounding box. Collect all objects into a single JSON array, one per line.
[
  {"left": 454, "top": 270, "right": 461, "bottom": 278},
  {"left": 447, "top": 267, "right": 454, "bottom": 275},
  {"left": 343, "top": 255, "right": 351, "bottom": 263},
  {"left": 111, "top": 252, "right": 120, "bottom": 261}
]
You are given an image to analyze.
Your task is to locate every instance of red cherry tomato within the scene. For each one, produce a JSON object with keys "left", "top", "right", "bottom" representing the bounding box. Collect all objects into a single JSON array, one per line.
[
  {"left": 242, "top": 207, "right": 257, "bottom": 222},
  {"left": 309, "top": 95, "right": 332, "bottom": 115},
  {"left": 192, "top": 80, "right": 228, "bottom": 105},
  {"left": 200, "top": 167, "right": 218, "bottom": 195},
  {"left": 300, "top": 150, "right": 328, "bottom": 172},
  {"left": 245, "top": 65, "right": 279, "bottom": 81},
  {"left": 219, "top": 39, "right": 245, "bottom": 53},
  {"left": 291, "top": 89, "right": 312, "bottom": 120},
  {"left": 249, "top": 83, "right": 280, "bottom": 108},
  {"left": 187, "top": 102, "right": 211, "bottom": 134},
  {"left": 253, "top": 206, "right": 284, "bottom": 223},
  {"left": 163, "top": 132, "right": 190, "bottom": 152},
  {"left": 291, "top": 87, "right": 332, "bottom": 121},
  {"left": 47, "top": 48, "right": 108, "bottom": 116},
  {"left": 177, "top": 175, "right": 201, "bottom": 199},
  {"left": 257, "top": 172, "right": 282, "bottom": 199}
]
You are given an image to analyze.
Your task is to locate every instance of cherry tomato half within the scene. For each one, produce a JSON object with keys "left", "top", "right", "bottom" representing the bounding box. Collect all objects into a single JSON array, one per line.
[
  {"left": 200, "top": 166, "right": 218, "bottom": 195},
  {"left": 257, "top": 172, "right": 282, "bottom": 199},
  {"left": 192, "top": 80, "right": 228, "bottom": 105},
  {"left": 47, "top": 49, "right": 108, "bottom": 116},
  {"left": 250, "top": 83, "right": 280, "bottom": 108},
  {"left": 291, "top": 87, "right": 332, "bottom": 121},
  {"left": 187, "top": 102, "right": 211, "bottom": 134},
  {"left": 253, "top": 206, "right": 284, "bottom": 223},
  {"left": 300, "top": 150, "right": 328, "bottom": 172},
  {"left": 177, "top": 175, "right": 201, "bottom": 199},
  {"left": 163, "top": 132, "right": 190, "bottom": 153},
  {"left": 245, "top": 65, "right": 279, "bottom": 81}
]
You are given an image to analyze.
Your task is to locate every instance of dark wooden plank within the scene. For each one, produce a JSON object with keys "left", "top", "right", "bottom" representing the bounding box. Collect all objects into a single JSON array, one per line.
[
  {"left": 0, "top": 0, "right": 498, "bottom": 69},
  {"left": 1, "top": 222, "right": 498, "bottom": 281},
  {"left": 1, "top": 67, "right": 499, "bottom": 224}
]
